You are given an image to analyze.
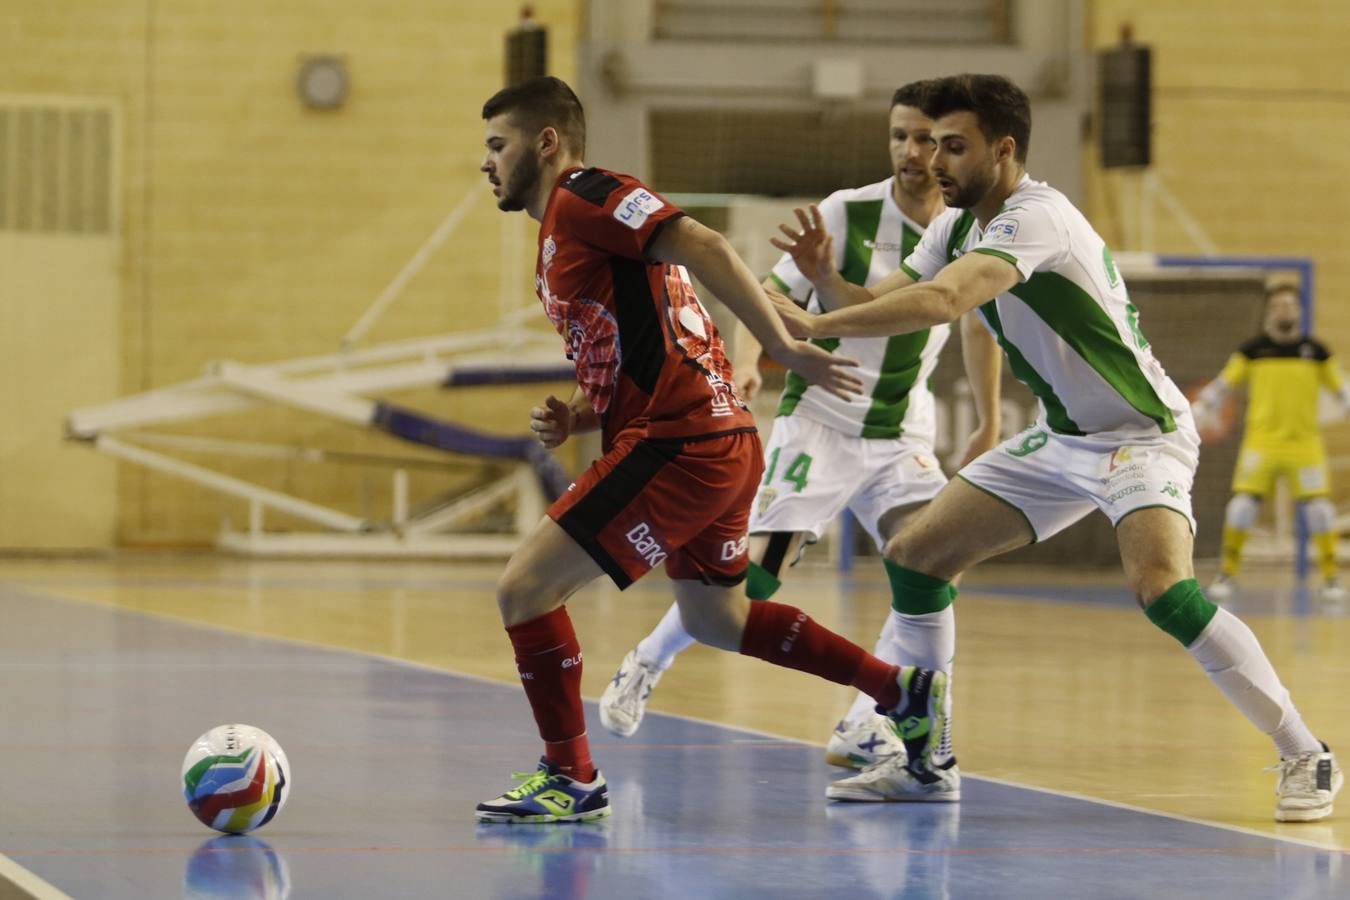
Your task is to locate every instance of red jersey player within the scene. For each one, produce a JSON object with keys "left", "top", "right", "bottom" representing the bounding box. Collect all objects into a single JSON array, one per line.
[{"left": 474, "top": 76, "right": 951, "bottom": 823}]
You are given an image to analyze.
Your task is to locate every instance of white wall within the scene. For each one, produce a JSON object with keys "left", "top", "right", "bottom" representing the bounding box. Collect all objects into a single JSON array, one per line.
[{"left": 576, "top": 0, "right": 1089, "bottom": 202}]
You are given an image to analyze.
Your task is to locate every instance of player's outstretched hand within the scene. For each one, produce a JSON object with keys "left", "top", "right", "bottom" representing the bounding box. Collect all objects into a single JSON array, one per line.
[
  {"left": 736, "top": 363, "right": 763, "bottom": 402},
  {"left": 767, "top": 288, "right": 816, "bottom": 339},
  {"left": 1189, "top": 396, "right": 1222, "bottom": 438},
  {"left": 529, "top": 394, "right": 573, "bottom": 449},
  {"left": 769, "top": 205, "right": 834, "bottom": 286},
  {"left": 774, "top": 341, "right": 862, "bottom": 400}
]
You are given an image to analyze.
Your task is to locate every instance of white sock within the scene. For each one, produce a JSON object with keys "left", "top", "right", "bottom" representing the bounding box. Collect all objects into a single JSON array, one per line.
[
  {"left": 1187, "top": 607, "right": 1320, "bottom": 757},
  {"left": 845, "top": 607, "right": 956, "bottom": 727},
  {"left": 635, "top": 603, "right": 695, "bottom": 671}
]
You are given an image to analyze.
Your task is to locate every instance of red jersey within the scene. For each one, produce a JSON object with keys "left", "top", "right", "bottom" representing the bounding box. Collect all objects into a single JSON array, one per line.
[{"left": 535, "top": 166, "right": 755, "bottom": 447}]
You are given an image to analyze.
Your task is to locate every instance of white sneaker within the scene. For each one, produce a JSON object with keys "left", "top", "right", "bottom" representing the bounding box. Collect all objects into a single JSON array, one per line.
[
  {"left": 598, "top": 649, "right": 664, "bottom": 738},
  {"left": 1272, "top": 743, "right": 1343, "bottom": 822},
  {"left": 826, "top": 754, "right": 961, "bottom": 803},
  {"left": 825, "top": 714, "right": 906, "bottom": 769},
  {"left": 1319, "top": 578, "right": 1346, "bottom": 609},
  {"left": 1207, "top": 574, "right": 1235, "bottom": 603}
]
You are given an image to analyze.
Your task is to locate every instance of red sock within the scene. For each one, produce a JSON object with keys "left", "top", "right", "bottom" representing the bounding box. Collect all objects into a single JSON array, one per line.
[
  {"left": 739, "top": 600, "right": 901, "bottom": 711},
  {"left": 505, "top": 606, "right": 596, "bottom": 782}
]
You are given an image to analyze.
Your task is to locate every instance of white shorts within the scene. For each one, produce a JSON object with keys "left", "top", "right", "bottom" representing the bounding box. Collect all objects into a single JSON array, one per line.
[
  {"left": 749, "top": 415, "right": 948, "bottom": 549},
  {"left": 958, "top": 424, "right": 1200, "bottom": 543}
]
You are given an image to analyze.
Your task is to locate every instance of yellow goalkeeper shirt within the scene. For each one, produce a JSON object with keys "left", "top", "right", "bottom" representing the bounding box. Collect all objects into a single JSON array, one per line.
[{"left": 1219, "top": 335, "right": 1342, "bottom": 447}]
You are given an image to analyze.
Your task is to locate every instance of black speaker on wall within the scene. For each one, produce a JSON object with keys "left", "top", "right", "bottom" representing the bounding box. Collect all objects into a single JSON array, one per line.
[
  {"left": 1098, "top": 44, "right": 1152, "bottom": 169},
  {"left": 506, "top": 22, "right": 548, "bottom": 87}
]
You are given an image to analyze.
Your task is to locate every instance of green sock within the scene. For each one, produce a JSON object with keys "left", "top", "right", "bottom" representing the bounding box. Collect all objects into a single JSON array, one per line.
[
  {"left": 745, "top": 562, "right": 782, "bottom": 601},
  {"left": 884, "top": 559, "right": 956, "bottom": 614},
  {"left": 1144, "top": 578, "right": 1217, "bottom": 647}
]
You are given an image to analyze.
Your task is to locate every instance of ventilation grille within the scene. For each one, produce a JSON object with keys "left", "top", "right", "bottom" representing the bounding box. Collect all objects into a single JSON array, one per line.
[
  {"left": 0, "top": 99, "right": 116, "bottom": 236},
  {"left": 652, "top": 108, "right": 891, "bottom": 197}
]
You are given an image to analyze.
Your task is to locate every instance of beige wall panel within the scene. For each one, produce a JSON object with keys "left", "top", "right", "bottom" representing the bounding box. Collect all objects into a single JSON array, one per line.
[
  {"left": 1086, "top": 0, "right": 1350, "bottom": 505},
  {"left": 3, "top": 0, "right": 580, "bottom": 546},
  {"left": 0, "top": 237, "right": 119, "bottom": 547}
]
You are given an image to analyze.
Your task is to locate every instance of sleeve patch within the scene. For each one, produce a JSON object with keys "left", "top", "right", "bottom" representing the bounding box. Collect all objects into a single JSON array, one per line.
[
  {"left": 985, "top": 218, "right": 1019, "bottom": 242},
  {"left": 613, "top": 188, "right": 665, "bottom": 230}
]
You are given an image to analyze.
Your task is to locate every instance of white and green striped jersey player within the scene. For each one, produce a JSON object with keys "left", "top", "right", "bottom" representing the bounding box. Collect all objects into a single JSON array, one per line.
[
  {"left": 900, "top": 173, "right": 1198, "bottom": 540},
  {"left": 770, "top": 177, "right": 949, "bottom": 442},
  {"left": 902, "top": 174, "right": 1191, "bottom": 444}
]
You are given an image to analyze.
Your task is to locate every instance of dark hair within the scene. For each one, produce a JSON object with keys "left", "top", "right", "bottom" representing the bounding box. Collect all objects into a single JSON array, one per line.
[
  {"left": 890, "top": 79, "right": 934, "bottom": 110},
  {"left": 481, "top": 76, "right": 586, "bottom": 156},
  {"left": 920, "top": 74, "right": 1031, "bottom": 162}
]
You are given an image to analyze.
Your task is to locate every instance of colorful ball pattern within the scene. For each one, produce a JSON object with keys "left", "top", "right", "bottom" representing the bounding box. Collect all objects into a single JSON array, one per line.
[{"left": 182, "top": 724, "right": 290, "bottom": 834}]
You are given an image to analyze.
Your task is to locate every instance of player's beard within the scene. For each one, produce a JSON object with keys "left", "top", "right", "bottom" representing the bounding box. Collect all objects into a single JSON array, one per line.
[
  {"left": 497, "top": 149, "right": 541, "bottom": 212},
  {"left": 943, "top": 162, "right": 997, "bottom": 210}
]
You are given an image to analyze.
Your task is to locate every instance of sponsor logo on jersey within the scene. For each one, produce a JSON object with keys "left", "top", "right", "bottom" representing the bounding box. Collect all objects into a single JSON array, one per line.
[
  {"left": 614, "top": 188, "right": 664, "bottom": 230},
  {"left": 1161, "top": 481, "right": 1185, "bottom": 499},
  {"left": 1106, "top": 483, "right": 1147, "bottom": 503},
  {"left": 625, "top": 522, "right": 668, "bottom": 567},
  {"left": 720, "top": 534, "right": 749, "bottom": 561},
  {"left": 541, "top": 234, "right": 557, "bottom": 270},
  {"left": 1102, "top": 447, "right": 1148, "bottom": 485},
  {"left": 757, "top": 487, "right": 778, "bottom": 516},
  {"left": 864, "top": 239, "right": 904, "bottom": 252},
  {"left": 706, "top": 371, "right": 737, "bottom": 417},
  {"left": 986, "top": 218, "right": 1019, "bottom": 241}
]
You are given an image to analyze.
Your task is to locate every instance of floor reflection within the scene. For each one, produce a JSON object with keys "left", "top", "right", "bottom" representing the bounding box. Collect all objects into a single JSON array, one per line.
[
  {"left": 473, "top": 821, "right": 611, "bottom": 900},
  {"left": 184, "top": 835, "right": 292, "bottom": 900}
]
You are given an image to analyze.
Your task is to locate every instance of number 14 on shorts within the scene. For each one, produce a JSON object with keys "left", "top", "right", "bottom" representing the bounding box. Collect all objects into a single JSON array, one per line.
[{"left": 765, "top": 448, "right": 813, "bottom": 492}]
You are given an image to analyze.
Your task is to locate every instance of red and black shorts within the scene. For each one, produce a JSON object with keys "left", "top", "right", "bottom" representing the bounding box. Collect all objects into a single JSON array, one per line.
[{"left": 549, "top": 428, "right": 764, "bottom": 589}]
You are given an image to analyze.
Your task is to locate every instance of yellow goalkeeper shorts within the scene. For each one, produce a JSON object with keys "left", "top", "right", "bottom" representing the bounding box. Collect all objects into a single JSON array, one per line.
[{"left": 1231, "top": 442, "right": 1330, "bottom": 499}]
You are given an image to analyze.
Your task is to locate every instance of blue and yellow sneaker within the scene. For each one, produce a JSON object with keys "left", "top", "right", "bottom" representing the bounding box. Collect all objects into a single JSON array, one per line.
[
  {"left": 887, "top": 667, "right": 948, "bottom": 765},
  {"left": 827, "top": 669, "right": 959, "bottom": 803},
  {"left": 475, "top": 758, "right": 612, "bottom": 824}
]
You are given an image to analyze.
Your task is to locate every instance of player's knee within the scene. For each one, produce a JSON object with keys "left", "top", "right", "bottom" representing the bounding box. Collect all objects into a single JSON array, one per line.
[
  {"left": 1224, "top": 493, "right": 1260, "bottom": 531},
  {"left": 678, "top": 603, "right": 743, "bottom": 651},
  {"left": 494, "top": 568, "right": 529, "bottom": 618},
  {"left": 884, "top": 530, "right": 948, "bottom": 578},
  {"left": 1302, "top": 497, "right": 1336, "bottom": 534},
  {"left": 495, "top": 565, "right": 558, "bottom": 623},
  {"left": 1130, "top": 566, "right": 1190, "bottom": 609}
]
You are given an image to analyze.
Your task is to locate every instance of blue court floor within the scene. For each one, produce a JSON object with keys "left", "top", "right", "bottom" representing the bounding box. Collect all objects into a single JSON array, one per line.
[{"left": 0, "top": 581, "right": 1345, "bottom": 899}]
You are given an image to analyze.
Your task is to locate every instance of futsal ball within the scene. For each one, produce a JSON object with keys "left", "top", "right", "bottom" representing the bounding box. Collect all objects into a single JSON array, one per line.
[{"left": 182, "top": 724, "right": 291, "bottom": 834}]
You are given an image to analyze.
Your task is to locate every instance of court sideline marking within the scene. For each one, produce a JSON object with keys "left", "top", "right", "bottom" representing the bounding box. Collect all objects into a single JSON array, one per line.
[{"left": 0, "top": 853, "right": 72, "bottom": 900}]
